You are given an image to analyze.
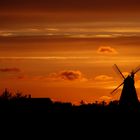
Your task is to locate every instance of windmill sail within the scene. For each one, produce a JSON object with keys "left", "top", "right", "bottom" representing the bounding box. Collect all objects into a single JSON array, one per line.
[
  {"left": 114, "top": 64, "right": 125, "bottom": 79},
  {"left": 111, "top": 82, "right": 124, "bottom": 94},
  {"left": 134, "top": 66, "right": 140, "bottom": 74}
]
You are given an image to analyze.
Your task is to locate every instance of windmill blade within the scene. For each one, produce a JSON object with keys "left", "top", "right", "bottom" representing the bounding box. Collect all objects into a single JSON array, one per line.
[
  {"left": 134, "top": 66, "right": 140, "bottom": 74},
  {"left": 111, "top": 82, "right": 124, "bottom": 95},
  {"left": 114, "top": 64, "right": 125, "bottom": 79}
]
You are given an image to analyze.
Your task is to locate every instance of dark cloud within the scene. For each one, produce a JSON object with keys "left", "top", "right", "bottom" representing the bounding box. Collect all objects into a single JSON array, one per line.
[
  {"left": 0, "top": 0, "right": 140, "bottom": 29},
  {"left": 0, "top": 0, "right": 140, "bottom": 13},
  {"left": 0, "top": 68, "right": 20, "bottom": 72}
]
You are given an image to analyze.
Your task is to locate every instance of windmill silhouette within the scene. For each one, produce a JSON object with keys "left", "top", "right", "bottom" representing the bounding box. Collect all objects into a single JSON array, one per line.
[{"left": 111, "top": 64, "right": 140, "bottom": 107}]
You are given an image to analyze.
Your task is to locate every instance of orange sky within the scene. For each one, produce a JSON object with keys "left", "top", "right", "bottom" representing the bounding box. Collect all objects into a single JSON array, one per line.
[{"left": 1, "top": 0, "right": 140, "bottom": 104}]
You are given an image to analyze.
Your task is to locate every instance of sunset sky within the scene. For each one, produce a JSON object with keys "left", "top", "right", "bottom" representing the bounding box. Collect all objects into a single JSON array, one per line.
[{"left": 1, "top": 0, "right": 140, "bottom": 104}]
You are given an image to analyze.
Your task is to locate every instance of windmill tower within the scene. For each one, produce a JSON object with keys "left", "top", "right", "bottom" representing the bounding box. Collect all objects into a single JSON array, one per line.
[{"left": 111, "top": 64, "right": 140, "bottom": 107}]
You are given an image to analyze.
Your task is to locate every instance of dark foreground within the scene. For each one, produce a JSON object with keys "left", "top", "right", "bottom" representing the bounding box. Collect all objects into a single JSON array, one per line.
[
  {"left": 0, "top": 97, "right": 140, "bottom": 114},
  {"left": 1, "top": 89, "right": 140, "bottom": 114},
  {"left": 0, "top": 95, "right": 140, "bottom": 138},
  {"left": 1, "top": 89, "right": 140, "bottom": 128}
]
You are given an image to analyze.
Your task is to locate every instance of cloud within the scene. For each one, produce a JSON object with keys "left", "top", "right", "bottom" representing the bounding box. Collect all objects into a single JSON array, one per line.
[
  {"left": 0, "top": 0, "right": 139, "bottom": 13},
  {"left": 0, "top": 32, "right": 14, "bottom": 37},
  {"left": 16, "top": 70, "right": 87, "bottom": 82},
  {"left": 59, "top": 71, "right": 82, "bottom": 81},
  {"left": 17, "top": 75, "right": 46, "bottom": 81},
  {"left": 26, "top": 28, "right": 41, "bottom": 32},
  {"left": 94, "top": 34, "right": 114, "bottom": 38},
  {"left": 94, "top": 75, "right": 113, "bottom": 81},
  {"left": 48, "top": 70, "right": 87, "bottom": 81},
  {"left": 0, "top": 68, "right": 20, "bottom": 72},
  {"left": 97, "top": 46, "right": 118, "bottom": 54},
  {"left": 0, "top": 56, "right": 90, "bottom": 60},
  {"left": 99, "top": 96, "right": 112, "bottom": 101},
  {"left": 46, "top": 28, "right": 59, "bottom": 32}
]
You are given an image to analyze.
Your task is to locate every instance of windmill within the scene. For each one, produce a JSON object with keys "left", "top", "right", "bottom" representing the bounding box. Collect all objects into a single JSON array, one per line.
[{"left": 111, "top": 64, "right": 140, "bottom": 107}]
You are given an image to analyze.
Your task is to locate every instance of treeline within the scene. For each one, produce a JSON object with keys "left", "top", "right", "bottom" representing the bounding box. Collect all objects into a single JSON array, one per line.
[
  {"left": 0, "top": 88, "right": 31, "bottom": 100},
  {"left": 0, "top": 89, "right": 140, "bottom": 113}
]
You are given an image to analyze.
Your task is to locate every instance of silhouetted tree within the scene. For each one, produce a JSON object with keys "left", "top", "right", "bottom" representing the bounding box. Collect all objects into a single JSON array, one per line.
[
  {"left": 0, "top": 88, "right": 12, "bottom": 100},
  {"left": 13, "top": 92, "right": 28, "bottom": 99},
  {"left": 101, "top": 101, "right": 106, "bottom": 106},
  {"left": 28, "top": 94, "right": 31, "bottom": 98},
  {"left": 80, "top": 100, "right": 85, "bottom": 105}
]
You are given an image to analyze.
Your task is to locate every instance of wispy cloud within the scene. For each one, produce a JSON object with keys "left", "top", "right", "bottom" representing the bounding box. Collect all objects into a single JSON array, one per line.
[
  {"left": 97, "top": 46, "right": 118, "bottom": 54},
  {"left": 0, "top": 32, "right": 14, "bottom": 37},
  {"left": 17, "top": 70, "right": 87, "bottom": 82},
  {"left": 25, "top": 28, "right": 41, "bottom": 32},
  {"left": 0, "top": 56, "right": 90, "bottom": 60},
  {"left": 0, "top": 68, "right": 20, "bottom": 72},
  {"left": 17, "top": 75, "right": 47, "bottom": 81},
  {"left": 94, "top": 34, "right": 114, "bottom": 38},
  {"left": 99, "top": 96, "right": 112, "bottom": 101},
  {"left": 94, "top": 75, "right": 113, "bottom": 81},
  {"left": 0, "top": 26, "right": 140, "bottom": 38},
  {"left": 45, "top": 28, "right": 59, "bottom": 32}
]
